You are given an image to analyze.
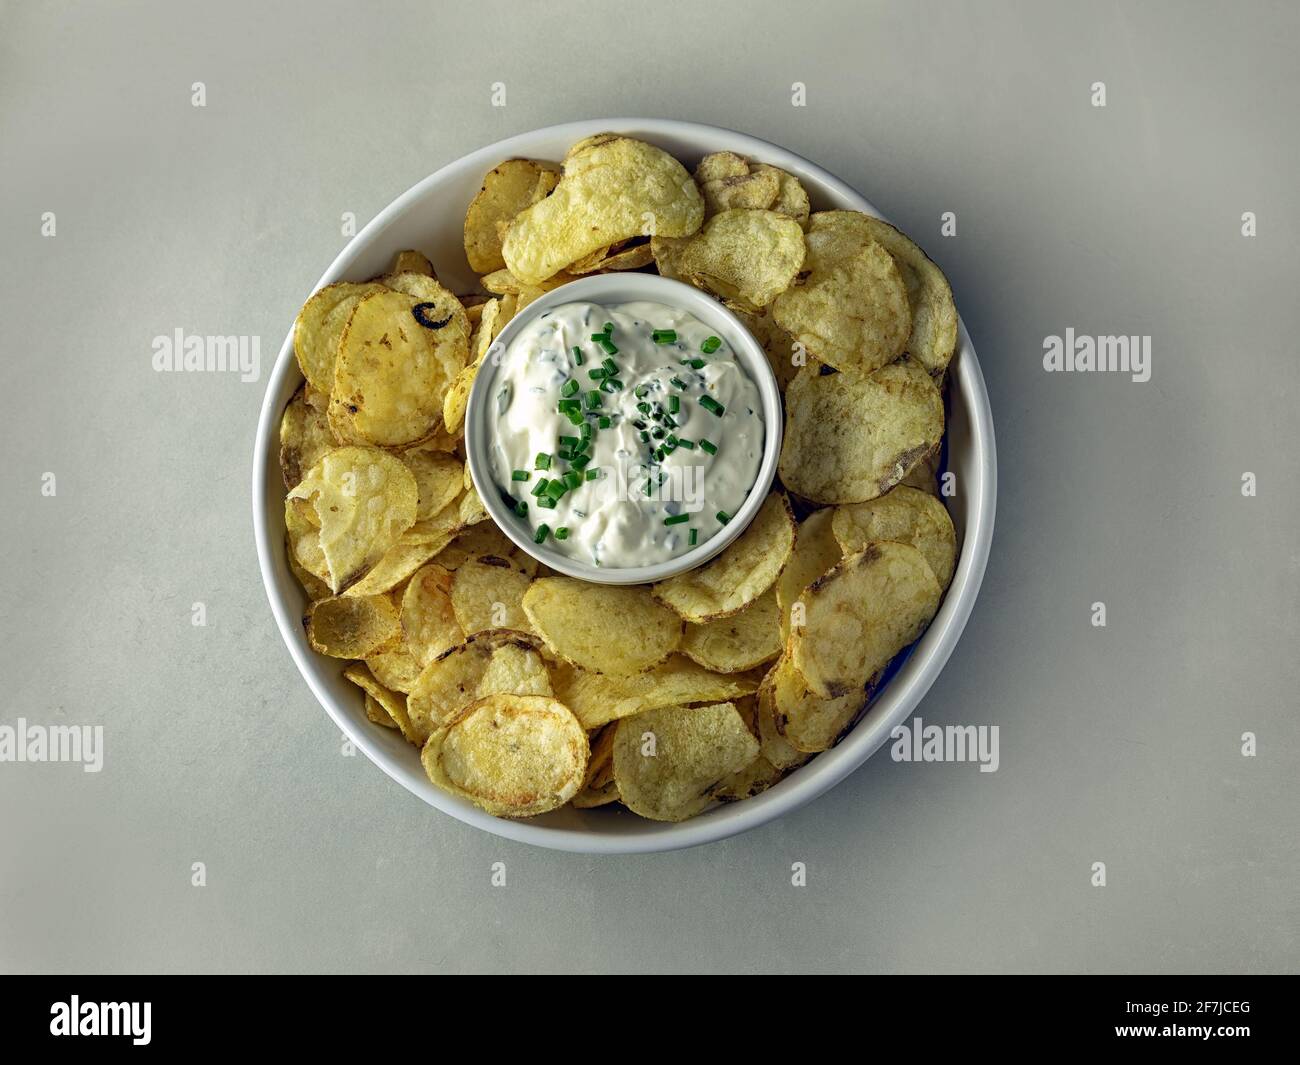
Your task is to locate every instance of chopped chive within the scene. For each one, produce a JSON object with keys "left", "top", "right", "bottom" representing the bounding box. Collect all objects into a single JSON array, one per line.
[
  {"left": 597, "top": 415, "right": 611, "bottom": 429},
  {"left": 584, "top": 467, "right": 599, "bottom": 481},
  {"left": 560, "top": 378, "right": 579, "bottom": 398},
  {"left": 654, "top": 447, "right": 664, "bottom": 461},
  {"left": 599, "top": 338, "right": 618, "bottom": 356},
  {"left": 688, "top": 528, "right": 698, "bottom": 546},
  {"left": 572, "top": 346, "right": 584, "bottom": 366},
  {"left": 665, "top": 435, "right": 679, "bottom": 448},
  {"left": 590, "top": 332, "right": 608, "bottom": 342},
  {"left": 537, "top": 496, "right": 556, "bottom": 509},
  {"left": 664, "top": 513, "right": 690, "bottom": 526},
  {"left": 545, "top": 478, "right": 567, "bottom": 499},
  {"left": 699, "top": 438, "right": 717, "bottom": 455},
  {"left": 701, "top": 336, "right": 721, "bottom": 354},
  {"left": 716, "top": 510, "right": 730, "bottom": 524},
  {"left": 571, "top": 453, "right": 591, "bottom": 470},
  {"left": 534, "top": 524, "right": 550, "bottom": 544},
  {"left": 559, "top": 435, "right": 580, "bottom": 447},
  {"left": 668, "top": 395, "right": 680, "bottom": 414},
  {"left": 588, "top": 368, "right": 607, "bottom": 380},
  {"left": 676, "top": 438, "right": 695, "bottom": 450},
  {"left": 535, "top": 452, "right": 551, "bottom": 470},
  {"left": 639, "top": 430, "right": 650, "bottom": 442},
  {"left": 563, "top": 470, "right": 582, "bottom": 490},
  {"left": 511, "top": 469, "right": 530, "bottom": 482},
  {"left": 652, "top": 329, "right": 677, "bottom": 344},
  {"left": 514, "top": 499, "right": 528, "bottom": 518},
  {"left": 643, "top": 479, "right": 653, "bottom": 496},
  {"left": 687, "top": 358, "right": 705, "bottom": 369},
  {"left": 651, "top": 427, "right": 665, "bottom": 439},
  {"left": 555, "top": 527, "right": 569, "bottom": 541},
  {"left": 603, "top": 322, "right": 614, "bottom": 333},
  {"left": 566, "top": 411, "right": 584, "bottom": 426},
  {"left": 585, "top": 389, "right": 601, "bottom": 409},
  {"left": 530, "top": 478, "right": 549, "bottom": 497},
  {"left": 636, "top": 402, "right": 651, "bottom": 415},
  {"left": 604, "top": 378, "right": 623, "bottom": 391},
  {"left": 601, "top": 357, "right": 618, "bottom": 375},
  {"left": 670, "top": 376, "right": 687, "bottom": 390},
  {"left": 663, "top": 414, "right": 677, "bottom": 429},
  {"left": 699, "top": 396, "right": 725, "bottom": 416},
  {"left": 634, "top": 385, "right": 648, "bottom": 399}
]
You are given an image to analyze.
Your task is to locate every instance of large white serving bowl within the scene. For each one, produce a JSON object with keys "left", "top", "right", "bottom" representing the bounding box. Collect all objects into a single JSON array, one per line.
[{"left": 252, "top": 118, "right": 996, "bottom": 854}]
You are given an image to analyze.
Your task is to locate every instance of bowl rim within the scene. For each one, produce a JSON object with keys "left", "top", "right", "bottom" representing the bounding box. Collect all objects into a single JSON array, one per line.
[
  {"left": 464, "top": 272, "right": 783, "bottom": 584},
  {"left": 251, "top": 117, "right": 997, "bottom": 854}
]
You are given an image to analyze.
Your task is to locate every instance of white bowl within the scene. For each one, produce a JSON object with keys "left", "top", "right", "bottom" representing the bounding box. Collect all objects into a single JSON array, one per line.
[
  {"left": 464, "top": 273, "right": 783, "bottom": 584},
  {"left": 252, "top": 118, "right": 996, "bottom": 854}
]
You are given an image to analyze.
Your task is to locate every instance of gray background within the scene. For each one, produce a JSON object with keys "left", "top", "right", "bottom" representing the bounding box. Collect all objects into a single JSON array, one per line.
[{"left": 1, "top": 0, "right": 1296, "bottom": 974}]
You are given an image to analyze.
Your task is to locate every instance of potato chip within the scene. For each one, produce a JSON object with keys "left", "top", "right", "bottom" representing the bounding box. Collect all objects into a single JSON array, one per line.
[
  {"left": 402, "top": 451, "right": 463, "bottom": 521},
  {"left": 550, "top": 655, "right": 761, "bottom": 730},
  {"left": 522, "top": 578, "right": 682, "bottom": 674},
  {"left": 341, "top": 532, "right": 445, "bottom": 597},
  {"left": 756, "top": 668, "right": 812, "bottom": 771},
  {"left": 285, "top": 533, "right": 332, "bottom": 601},
  {"left": 343, "top": 661, "right": 417, "bottom": 739},
  {"left": 408, "top": 629, "right": 537, "bottom": 739},
  {"left": 279, "top": 384, "right": 336, "bottom": 490},
  {"left": 654, "top": 493, "right": 796, "bottom": 622},
  {"left": 456, "top": 483, "right": 489, "bottom": 527},
  {"left": 366, "top": 646, "right": 421, "bottom": 693},
  {"left": 652, "top": 209, "right": 804, "bottom": 310},
  {"left": 565, "top": 239, "right": 655, "bottom": 275},
  {"left": 735, "top": 308, "right": 800, "bottom": 390},
  {"left": 833, "top": 213, "right": 957, "bottom": 376},
  {"left": 400, "top": 563, "right": 463, "bottom": 667},
  {"left": 464, "top": 160, "right": 561, "bottom": 274},
  {"left": 715, "top": 753, "right": 784, "bottom": 802},
  {"left": 443, "top": 298, "right": 504, "bottom": 434},
  {"left": 696, "top": 155, "right": 780, "bottom": 216},
  {"left": 771, "top": 653, "right": 869, "bottom": 753},
  {"left": 503, "top": 136, "right": 704, "bottom": 284},
  {"left": 388, "top": 249, "right": 434, "bottom": 278},
  {"left": 680, "top": 587, "right": 782, "bottom": 673},
  {"left": 450, "top": 556, "right": 534, "bottom": 636},
  {"left": 778, "top": 361, "right": 943, "bottom": 504},
  {"left": 422, "top": 694, "right": 587, "bottom": 818},
  {"left": 790, "top": 541, "right": 941, "bottom": 699},
  {"left": 901, "top": 444, "right": 942, "bottom": 496},
  {"left": 751, "top": 164, "right": 810, "bottom": 227},
  {"left": 293, "top": 281, "right": 383, "bottom": 394},
  {"left": 775, "top": 507, "right": 842, "bottom": 642},
  {"left": 308, "top": 595, "right": 401, "bottom": 658},
  {"left": 329, "top": 287, "right": 468, "bottom": 448},
  {"left": 434, "top": 522, "right": 536, "bottom": 574},
  {"left": 694, "top": 151, "right": 749, "bottom": 184},
  {"left": 286, "top": 446, "right": 417, "bottom": 593},
  {"left": 832, "top": 485, "right": 957, "bottom": 590},
  {"left": 572, "top": 725, "right": 619, "bottom": 808},
  {"left": 364, "top": 692, "right": 399, "bottom": 729},
  {"left": 771, "top": 211, "right": 911, "bottom": 376},
  {"left": 404, "top": 494, "right": 464, "bottom": 546},
  {"left": 612, "top": 702, "right": 759, "bottom": 821}
]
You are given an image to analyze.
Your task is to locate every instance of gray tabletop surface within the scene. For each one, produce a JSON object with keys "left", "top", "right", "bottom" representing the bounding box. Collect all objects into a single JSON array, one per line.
[{"left": 1, "top": 0, "right": 1296, "bottom": 974}]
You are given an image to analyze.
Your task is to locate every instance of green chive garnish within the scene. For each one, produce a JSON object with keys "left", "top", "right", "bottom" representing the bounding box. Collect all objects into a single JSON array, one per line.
[
  {"left": 584, "top": 467, "right": 599, "bottom": 481},
  {"left": 563, "top": 471, "right": 582, "bottom": 490},
  {"left": 677, "top": 438, "right": 695, "bottom": 450},
  {"left": 514, "top": 500, "right": 528, "bottom": 518},
  {"left": 555, "top": 527, "right": 569, "bottom": 541},
  {"left": 566, "top": 411, "right": 583, "bottom": 426},
  {"left": 561, "top": 379, "right": 579, "bottom": 398},
  {"left": 699, "top": 439, "right": 717, "bottom": 455},
  {"left": 716, "top": 510, "right": 730, "bottom": 524},
  {"left": 534, "top": 524, "right": 550, "bottom": 544},
  {"left": 511, "top": 469, "right": 530, "bottom": 481},
  {"left": 585, "top": 390, "right": 601, "bottom": 409},
  {"left": 701, "top": 336, "right": 721, "bottom": 353},
  {"left": 571, "top": 453, "right": 591, "bottom": 470},
  {"left": 537, "top": 496, "right": 556, "bottom": 509},
  {"left": 530, "top": 479, "right": 549, "bottom": 497},
  {"left": 699, "top": 396, "right": 725, "bottom": 416},
  {"left": 588, "top": 368, "right": 607, "bottom": 380},
  {"left": 687, "top": 358, "right": 705, "bottom": 369},
  {"left": 652, "top": 329, "right": 677, "bottom": 344},
  {"left": 603, "top": 322, "right": 614, "bottom": 333},
  {"left": 670, "top": 376, "right": 686, "bottom": 390},
  {"left": 535, "top": 452, "right": 551, "bottom": 470},
  {"left": 664, "top": 513, "right": 689, "bottom": 526},
  {"left": 668, "top": 395, "right": 680, "bottom": 414},
  {"left": 599, "top": 338, "right": 618, "bottom": 356},
  {"left": 572, "top": 346, "right": 584, "bottom": 365},
  {"left": 598, "top": 415, "right": 611, "bottom": 429},
  {"left": 688, "top": 528, "right": 698, "bottom": 546}
]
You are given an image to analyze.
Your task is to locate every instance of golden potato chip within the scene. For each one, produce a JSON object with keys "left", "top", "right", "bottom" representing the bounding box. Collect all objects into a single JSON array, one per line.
[
  {"left": 790, "top": 541, "right": 941, "bottom": 699},
  {"left": 697, "top": 160, "right": 779, "bottom": 216},
  {"left": 522, "top": 578, "right": 682, "bottom": 674},
  {"left": 364, "top": 692, "right": 398, "bottom": 729},
  {"left": 694, "top": 151, "right": 749, "bottom": 184},
  {"left": 343, "top": 661, "right": 417, "bottom": 739},
  {"left": 477, "top": 641, "right": 553, "bottom": 700},
  {"left": 449, "top": 556, "right": 533, "bottom": 636},
  {"left": 456, "top": 483, "right": 489, "bottom": 527},
  {"left": 751, "top": 164, "right": 810, "bottom": 227},
  {"left": 292, "top": 281, "right": 383, "bottom": 394},
  {"left": 572, "top": 725, "right": 619, "bottom": 808},
  {"left": 285, "top": 533, "right": 331, "bottom": 601},
  {"left": 680, "top": 587, "right": 782, "bottom": 673},
  {"left": 400, "top": 563, "right": 463, "bottom": 667},
  {"left": 464, "top": 160, "right": 560, "bottom": 274},
  {"left": 407, "top": 630, "right": 547, "bottom": 741},
  {"left": 778, "top": 361, "right": 943, "bottom": 504},
  {"left": 329, "top": 287, "right": 468, "bottom": 448},
  {"left": 832, "top": 485, "right": 957, "bottom": 590},
  {"left": 402, "top": 451, "right": 463, "bottom": 521},
  {"left": 756, "top": 666, "right": 811, "bottom": 771},
  {"left": 366, "top": 646, "right": 421, "bottom": 693},
  {"left": 612, "top": 702, "right": 759, "bottom": 821},
  {"left": 279, "top": 384, "right": 336, "bottom": 490},
  {"left": 308, "top": 595, "right": 400, "bottom": 658},
  {"left": 422, "top": 694, "right": 587, "bottom": 818},
  {"left": 565, "top": 239, "right": 655, "bottom": 275},
  {"left": 404, "top": 493, "right": 464, "bottom": 546},
  {"left": 478, "top": 268, "right": 573, "bottom": 295},
  {"left": 341, "top": 532, "right": 444, "bottom": 597},
  {"left": 654, "top": 493, "right": 796, "bottom": 622},
  {"left": 715, "top": 753, "right": 784, "bottom": 802},
  {"left": 735, "top": 308, "right": 800, "bottom": 390},
  {"left": 655, "top": 209, "right": 804, "bottom": 310},
  {"left": 771, "top": 211, "right": 911, "bottom": 376},
  {"left": 550, "top": 655, "right": 761, "bottom": 730},
  {"left": 443, "top": 298, "right": 505, "bottom": 434},
  {"left": 771, "top": 653, "right": 869, "bottom": 752},
  {"left": 833, "top": 214, "right": 957, "bottom": 376},
  {"left": 284, "top": 496, "right": 332, "bottom": 589},
  {"left": 503, "top": 136, "right": 703, "bottom": 284},
  {"left": 901, "top": 444, "right": 942, "bottom": 496},
  {"left": 388, "top": 249, "right": 434, "bottom": 278},
  {"left": 565, "top": 132, "right": 623, "bottom": 159},
  {"left": 775, "top": 507, "right": 842, "bottom": 642},
  {"left": 286, "top": 446, "right": 417, "bottom": 593},
  {"left": 434, "top": 522, "right": 536, "bottom": 574}
]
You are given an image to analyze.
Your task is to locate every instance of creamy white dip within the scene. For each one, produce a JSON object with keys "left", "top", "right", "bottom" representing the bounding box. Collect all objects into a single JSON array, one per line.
[{"left": 487, "top": 300, "right": 763, "bottom": 568}]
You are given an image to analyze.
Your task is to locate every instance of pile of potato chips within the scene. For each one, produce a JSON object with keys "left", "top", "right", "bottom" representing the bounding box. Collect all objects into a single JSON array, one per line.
[{"left": 280, "top": 134, "right": 959, "bottom": 823}]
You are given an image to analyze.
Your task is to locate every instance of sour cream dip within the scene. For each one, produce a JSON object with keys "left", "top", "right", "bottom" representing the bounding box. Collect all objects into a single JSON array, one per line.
[{"left": 486, "top": 300, "right": 764, "bottom": 568}]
